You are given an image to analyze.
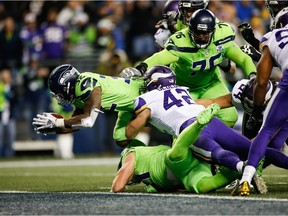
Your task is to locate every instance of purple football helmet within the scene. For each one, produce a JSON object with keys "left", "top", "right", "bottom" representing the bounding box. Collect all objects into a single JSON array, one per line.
[
  {"left": 240, "top": 77, "right": 275, "bottom": 114},
  {"left": 144, "top": 65, "right": 176, "bottom": 91},
  {"left": 162, "top": 0, "right": 179, "bottom": 18}
]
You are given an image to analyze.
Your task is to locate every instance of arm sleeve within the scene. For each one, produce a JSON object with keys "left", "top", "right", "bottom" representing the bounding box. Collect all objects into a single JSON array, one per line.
[
  {"left": 225, "top": 43, "right": 256, "bottom": 77},
  {"left": 144, "top": 49, "right": 179, "bottom": 69}
]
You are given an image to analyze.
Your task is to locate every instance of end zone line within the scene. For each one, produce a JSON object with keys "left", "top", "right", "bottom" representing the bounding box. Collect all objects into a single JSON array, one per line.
[{"left": 0, "top": 191, "right": 287, "bottom": 202}]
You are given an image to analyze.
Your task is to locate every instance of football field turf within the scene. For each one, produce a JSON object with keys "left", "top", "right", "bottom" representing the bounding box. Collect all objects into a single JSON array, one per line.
[{"left": 0, "top": 157, "right": 287, "bottom": 215}]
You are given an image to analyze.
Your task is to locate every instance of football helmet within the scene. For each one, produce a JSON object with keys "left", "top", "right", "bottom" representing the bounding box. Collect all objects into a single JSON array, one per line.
[
  {"left": 265, "top": 0, "right": 288, "bottom": 19},
  {"left": 232, "top": 77, "right": 275, "bottom": 114},
  {"left": 274, "top": 7, "right": 288, "bottom": 28},
  {"left": 179, "top": 0, "right": 209, "bottom": 25},
  {"left": 144, "top": 66, "right": 176, "bottom": 91},
  {"left": 48, "top": 64, "right": 80, "bottom": 107},
  {"left": 189, "top": 9, "right": 216, "bottom": 49},
  {"left": 162, "top": 0, "right": 179, "bottom": 19}
]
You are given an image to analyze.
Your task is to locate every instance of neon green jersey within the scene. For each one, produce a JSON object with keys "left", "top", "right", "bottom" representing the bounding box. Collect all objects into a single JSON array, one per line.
[
  {"left": 73, "top": 72, "right": 145, "bottom": 111},
  {"left": 144, "top": 22, "right": 256, "bottom": 90}
]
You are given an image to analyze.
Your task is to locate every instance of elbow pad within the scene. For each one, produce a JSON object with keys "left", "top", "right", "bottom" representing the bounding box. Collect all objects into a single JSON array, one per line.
[{"left": 72, "top": 108, "right": 103, "bottom": 129}]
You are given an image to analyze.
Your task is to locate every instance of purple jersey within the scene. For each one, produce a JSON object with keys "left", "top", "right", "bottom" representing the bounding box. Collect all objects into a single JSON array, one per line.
[
  {"left": 20, "top": 27, "right": 42, "bottom": 61},
  {"left": 39, "top": 22, "right": 67, "bottom": 59}
]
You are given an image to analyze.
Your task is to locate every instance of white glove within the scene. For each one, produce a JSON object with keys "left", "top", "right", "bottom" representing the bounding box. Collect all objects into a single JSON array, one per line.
[
  {"left": 119, "top": 67, "right": 142, "bottom": 79},
  {"left": 154, "top": 28, "right": 172, "bottom": 49},
  {"left": 32, "top": 112, "right": 65, "bottom": 130}
]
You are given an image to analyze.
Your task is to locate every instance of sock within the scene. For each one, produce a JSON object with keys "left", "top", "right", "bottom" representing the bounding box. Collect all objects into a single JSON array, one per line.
[
  {"left": 240, "top": 165, "right": 256, "bottom": 185},
  {"left": 236, "top": 161, "right": 244, "bottom": 173}
]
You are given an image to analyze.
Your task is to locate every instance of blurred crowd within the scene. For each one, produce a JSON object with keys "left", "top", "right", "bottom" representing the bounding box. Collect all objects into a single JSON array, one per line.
[{"left": 0, "top": 0, "right": 272, "bottom": 158}]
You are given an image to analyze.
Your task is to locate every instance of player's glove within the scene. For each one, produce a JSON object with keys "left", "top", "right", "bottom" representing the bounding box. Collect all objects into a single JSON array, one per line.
[
  {"left": 154, "top": 28, "right": 172, "bottom": 49},
  {"left": 155, "top": 11, "right": 178, "bottom": 32},
  {"left": 32, "top": 112, "right": 65, "bottom": 131},
  {"left": 119, "top": 67, "right": 143, "bottom": 79},
  {"left": 240, "top": 44, "right": 261, "bottom": 62},
  {"left": 246, "top": 105, "right": 263, "bottom": 130},
  {"left": 238, "top": 22, "right": 260, "bottom": 50}
]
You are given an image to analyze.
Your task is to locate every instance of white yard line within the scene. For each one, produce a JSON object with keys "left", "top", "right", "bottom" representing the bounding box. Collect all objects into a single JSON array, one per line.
[{"left": 0, "top": 157, "right": 120, "bottom": 168}]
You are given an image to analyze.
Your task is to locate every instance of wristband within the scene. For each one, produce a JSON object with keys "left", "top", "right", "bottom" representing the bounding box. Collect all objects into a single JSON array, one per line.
[
  {"left": 135, "top": 62, "right": 148, "bottom": 75},
  {"left": 55, "top": 118, "right": 65, "bottom": 128}
]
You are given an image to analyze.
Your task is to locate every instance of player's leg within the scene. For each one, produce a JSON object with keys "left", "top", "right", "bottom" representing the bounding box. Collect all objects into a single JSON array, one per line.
[
  {"left": 191, "top": 117, "right": 251, "bottom": 172},
  {"left": 237, "top": 88, "right": 288, "bottom": 196},
  {"left": 195, "top": 167, "right": 240, "bottom": 193},
  {"left": 168, "top": 103, "right": 220, "bottom": 161}
]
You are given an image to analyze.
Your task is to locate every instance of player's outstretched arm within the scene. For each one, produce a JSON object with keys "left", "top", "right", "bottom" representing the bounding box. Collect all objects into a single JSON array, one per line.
[
  {"left": 225, "top": 44, "right": 256, "bottom": 78},
  {"left": 111, "top": 152, "right": 135, "bottom": 193},
  {"left": 33, "top": 87, "right": 103, "bottom": 134},
  {"left": 196, "top": 93, "right": 232, "bottom": 109},
  {"left": 125, "top": 109, "right": 151, "bottom": 140},
  {"left": 63, "top": 87, "right": 103, "bottom": 129}
]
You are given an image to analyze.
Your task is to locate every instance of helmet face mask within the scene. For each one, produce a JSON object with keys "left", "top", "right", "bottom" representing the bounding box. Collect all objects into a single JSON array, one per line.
[
  {"left": 190, "top": 28, "right": 214, "bottom": 48},
  {"left": 49, "top": 64, "right": 80, "bottom": 107},
  {"left": 265, "top": 0, "right": 288, "bottom": 28},
  {"left": 179, "top": 0, "right": 209, "bottom": 25},
  {"left": 144, "top": 66, "right": 176, "bottom": 91},
  {"left": 189, "top": 9, "right": 216, "bottom": 49},
  {"left": 265, "top": 0, "right": 288, "bottom": 18}
]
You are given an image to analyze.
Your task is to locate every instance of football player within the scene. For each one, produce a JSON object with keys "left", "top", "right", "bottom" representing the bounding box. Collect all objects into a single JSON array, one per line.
[
  {"left": 121, "top": 9, "right": 256, "bottom": 128},
  {"left": 123, "top": 66, "right": 288, "bottom": 194},
  {"left": 112, "top": 102, "right": 240, "bottom": 193},
  {"left": 234, "top": 4, "right": 288, "bottom": 196},
  {"left": 32, "top": 64, "right": 146, "bottom": 148}
]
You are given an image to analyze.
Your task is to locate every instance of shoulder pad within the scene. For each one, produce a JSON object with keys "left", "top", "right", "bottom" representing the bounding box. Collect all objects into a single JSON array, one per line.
[{"left": 259, "top": 31, "right": 273, "bottom": 51}]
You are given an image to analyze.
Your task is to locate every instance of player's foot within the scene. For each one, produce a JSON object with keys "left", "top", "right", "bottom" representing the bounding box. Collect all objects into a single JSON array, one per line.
[
  {"left": 225, "top": 179, "right": 239, "bottom": 190},
  {"left": 197, "top": 103, "right": 220, "bottom": 125},
  {"left": 251, "top": 173, "right": 268, "bottom": 194},
  {"left": 231, "top": 181, "right": 251, "bottom": 196}
]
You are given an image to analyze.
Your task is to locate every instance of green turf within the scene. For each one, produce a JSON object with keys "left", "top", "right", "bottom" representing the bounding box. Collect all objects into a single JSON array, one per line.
[{"left": 0, "top": 159, "right": 287, "bottom": 198}]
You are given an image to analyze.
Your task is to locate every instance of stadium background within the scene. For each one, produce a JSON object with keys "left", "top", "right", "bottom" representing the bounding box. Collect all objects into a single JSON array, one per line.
[{"left": 0, "top": 1, "right": 281, "bottom": 157}]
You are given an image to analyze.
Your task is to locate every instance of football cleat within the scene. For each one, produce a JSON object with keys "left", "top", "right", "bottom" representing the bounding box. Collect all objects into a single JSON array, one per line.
[
  {"left": 197, "top": 103, "right": 220, "bottom": 125},
  {"left": 231, "top": 181, "right": 251, "bottom": 196},
  {"left": 225, "top": 179, "right": 239, "bottom": 190},
  {"left": 251, "top": 173, "right": 268, "bottom": 194}
]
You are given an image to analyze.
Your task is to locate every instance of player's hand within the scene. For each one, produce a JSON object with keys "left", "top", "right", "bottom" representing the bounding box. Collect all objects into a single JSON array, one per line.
[
  {"left": 154, "top": 28, "right": 172, "bottom": 49},
  {"left": 242, "top": 97, "right": 254, "bottom": 114},
  {"left": 238, "top": 22, "right": 251, "bottom": 32},
  {"left": 155, "top": 19, "right": 168, "bottom": 29},
  {"left": 246, "top": 105, "right": 263, "bottom": 130},
  {"left": 240, "top": 45, "right": 261, "bottom": 62},
  {"left": 32, "top": 112, "right": 64, "bottom": 130},
  {"left": 119, "top": 67, "right": 143, "bottom": 79}
]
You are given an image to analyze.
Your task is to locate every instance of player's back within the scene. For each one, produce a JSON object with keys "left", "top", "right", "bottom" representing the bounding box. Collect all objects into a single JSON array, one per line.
[
  {"left": 134, "top": 85, "right": 205, "bottom": 137},
  {"left": 74, "top": 72, "right": 145, "bottom": 111}
]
